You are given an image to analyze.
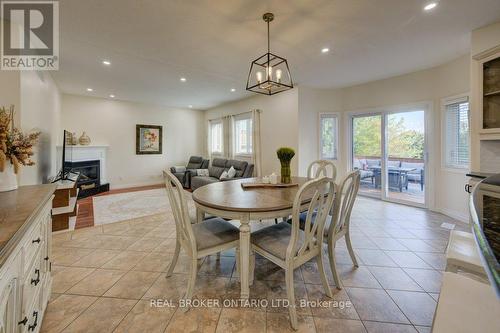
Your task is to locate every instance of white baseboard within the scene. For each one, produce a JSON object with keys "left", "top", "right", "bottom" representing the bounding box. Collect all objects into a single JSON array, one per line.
[
  {"left": 110, "top": 180, "right": 163, "bottom": 190},
  {"left": 433, "top": 207, "right": 469, "bottom": 224}
]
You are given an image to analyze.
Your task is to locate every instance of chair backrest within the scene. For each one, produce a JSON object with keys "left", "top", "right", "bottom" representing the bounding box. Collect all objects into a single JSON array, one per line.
[
  {"left": 287, "top": 176, "right": 336, "bottom": 260},
  {"left": 163, "top": 170, "right": 197, "bottom": 254},
  {"left": 307, "top": 160, "right": 337, "bottom": 181},
  {"left": 329, "top": 170, "right": 360, "bottom": 239}
]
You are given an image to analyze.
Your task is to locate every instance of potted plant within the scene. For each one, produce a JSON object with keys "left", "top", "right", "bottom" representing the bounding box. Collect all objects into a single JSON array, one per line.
[
  {"left": 276, "top": 147, "right": 295, "bottom": 184},
  {"left": 0, "top": 106, "right": 41, "bottom": 192}
]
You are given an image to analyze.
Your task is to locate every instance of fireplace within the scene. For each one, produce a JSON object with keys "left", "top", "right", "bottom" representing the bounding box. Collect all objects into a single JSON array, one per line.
[{"left": 65, "top": 160, "right": 109, "bottom": 198}]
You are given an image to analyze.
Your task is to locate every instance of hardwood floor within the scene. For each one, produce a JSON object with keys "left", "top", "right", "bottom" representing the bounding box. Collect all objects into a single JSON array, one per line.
[{"left": 75, "top": 184, "right": 164, "bottom": 229}]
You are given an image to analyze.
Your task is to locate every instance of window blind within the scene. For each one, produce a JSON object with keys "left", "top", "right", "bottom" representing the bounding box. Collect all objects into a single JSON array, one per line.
[
  {"left": 444, "top": 98, "right": 469, "bottom": 168},
  {"left": 320, "top": 114, "right": 338, "bottom": 160}
]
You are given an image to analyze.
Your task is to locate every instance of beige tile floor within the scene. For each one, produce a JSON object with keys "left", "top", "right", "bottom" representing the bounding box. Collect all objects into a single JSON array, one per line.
[{"left": 41, "top": 197, "right": 469, "bottom": 333}]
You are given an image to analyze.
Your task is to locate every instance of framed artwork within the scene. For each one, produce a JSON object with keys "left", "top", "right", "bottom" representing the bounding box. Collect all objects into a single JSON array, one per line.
[{"left": 136, "top": 124, "right": 162, "bottom": 154}]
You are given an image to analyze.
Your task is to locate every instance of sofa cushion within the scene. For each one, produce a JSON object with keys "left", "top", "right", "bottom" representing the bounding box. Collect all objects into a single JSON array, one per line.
[
  {"left": 226, "top": 159, "right": 248, "bottom": 178},
  {"left": 191, "top": 176, "right": 220, "bottom": 190},
  {"left": 401, "top": 162, "right": 424, "bottom": 175},
  {"left": 209, "top": 158, "right": 227, "bottom": 178},
  {"left": 365, "top": 159, "right": 380, "bottom": 167}
]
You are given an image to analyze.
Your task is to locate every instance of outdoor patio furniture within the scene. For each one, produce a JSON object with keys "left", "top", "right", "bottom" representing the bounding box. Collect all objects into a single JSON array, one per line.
[
  {"left": 369, "top": 165, "right": 416, "bottom": 192},
  {"left": 401, "top": 161, "right": 425, "bottom": 191}
]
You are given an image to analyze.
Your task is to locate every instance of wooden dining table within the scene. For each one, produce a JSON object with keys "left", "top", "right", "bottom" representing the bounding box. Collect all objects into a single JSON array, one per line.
[{"left": 192, "top": 176, "right": 312, "bottom": 299}]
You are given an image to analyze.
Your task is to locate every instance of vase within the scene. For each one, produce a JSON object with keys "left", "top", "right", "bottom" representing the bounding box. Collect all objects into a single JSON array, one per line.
[
  {"left": 280, "top": 160, "right": 291, "bottom": 184},
  {"left": 71, "top": 132, "right": 78, "bottom": 145},
  {"left": 79, "top": 132, "right": 91, "bottom": 145},
  {"left": 0, "top": 162, "right": 18, "bottom": 192}
]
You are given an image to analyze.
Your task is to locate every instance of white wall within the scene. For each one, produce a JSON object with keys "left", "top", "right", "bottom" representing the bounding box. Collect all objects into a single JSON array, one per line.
[
  {"left": 204, "top": 88, "right": 299, "bottom": 177},
  {"left": 297, "top": 55, "right": 471, "bottom": 221},
  {"left": 61, "top": 94, "right": 205, "bottom": 188},
  {"left": 19, "top": 71, "right": 61, "bottom": 184}
]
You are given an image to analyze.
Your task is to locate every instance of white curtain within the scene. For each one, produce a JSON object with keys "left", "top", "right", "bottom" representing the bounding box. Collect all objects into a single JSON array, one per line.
[
  {"left": 252, "top": 109, "right": 262, "bottom": 177},
  {"left": 222, "top": 115, "right": 233, "bottom": 159}
]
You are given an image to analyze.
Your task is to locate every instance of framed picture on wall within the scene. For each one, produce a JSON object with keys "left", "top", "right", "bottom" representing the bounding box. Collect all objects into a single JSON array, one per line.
[{"left": 136, "top": 124, "right": 163, "bottom": 154}]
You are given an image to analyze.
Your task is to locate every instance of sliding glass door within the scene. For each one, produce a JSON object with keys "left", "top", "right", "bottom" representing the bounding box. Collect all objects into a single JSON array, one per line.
[{"left": 351, "top": 108, "right": 427, "bottom": 207}]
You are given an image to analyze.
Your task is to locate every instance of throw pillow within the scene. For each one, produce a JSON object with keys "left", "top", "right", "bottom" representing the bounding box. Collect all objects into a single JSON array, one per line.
[
  {"left": 227, "top": 166, "right": 236, "bottom": 179},
  {"left": 220, "top": 171, "right": 229, "bottom": 180},
  {"left": 196, "top": 169, "right": 209, "bottom": 177}
]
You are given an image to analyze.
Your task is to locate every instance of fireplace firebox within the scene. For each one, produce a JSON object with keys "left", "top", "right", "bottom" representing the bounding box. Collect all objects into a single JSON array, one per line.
[{"left": 65, "top": 160, "right": 109, "bottom": 198}]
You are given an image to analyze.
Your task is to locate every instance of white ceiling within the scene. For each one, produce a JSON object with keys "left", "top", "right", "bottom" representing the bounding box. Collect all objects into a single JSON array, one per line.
[{"left": 53, "top": 0, "right": 500, "bottom": 110}]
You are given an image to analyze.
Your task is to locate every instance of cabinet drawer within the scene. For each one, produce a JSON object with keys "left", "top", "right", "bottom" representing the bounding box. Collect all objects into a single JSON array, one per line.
[
  {"left": 22, "top": 248, "right": 43, "bottom": 315},
  {"left": 19, "top": 288, "right": 42, "bottom": 333},
  {"left": 23, "top": 222, "right": 43, "bottom": 274}
]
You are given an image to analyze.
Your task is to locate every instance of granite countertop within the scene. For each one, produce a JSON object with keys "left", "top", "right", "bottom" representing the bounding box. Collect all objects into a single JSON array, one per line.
[
  {"left": 470, "top": 174, "right": 500, "bottom": 297},
  {"left": 0, "top": 185, "right": 57, "bottom": 268},
  {"left": 467, "top": 171, "right": 496, "bottom": 179}
]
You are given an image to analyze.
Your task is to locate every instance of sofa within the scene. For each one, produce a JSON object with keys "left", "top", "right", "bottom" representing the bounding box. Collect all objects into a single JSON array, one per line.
[
  {"left": 170, "top": 156, "right": 209, "bottom": 188},
  {"left": 191, "top": 158, "right": 254, "bottom": 190},
  {"left": 401, "top": 161, "right": 425, "bottom": 190}
]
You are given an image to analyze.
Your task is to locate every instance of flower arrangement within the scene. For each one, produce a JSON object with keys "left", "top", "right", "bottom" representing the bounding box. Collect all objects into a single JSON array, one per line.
[
  {"left": 0, "top": 106, "right": 41, "bottom": 174},
  {"left": 276, "top": 147, "right": 295, "bottom": 184}
]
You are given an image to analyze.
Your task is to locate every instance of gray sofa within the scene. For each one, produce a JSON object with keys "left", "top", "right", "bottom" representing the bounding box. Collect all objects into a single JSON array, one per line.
[
  {"left": 191, "top": 158, "right": 254, "bottom": 190},
  {"left": 170, "top": 156, "right": 209, "bottom": 188}
]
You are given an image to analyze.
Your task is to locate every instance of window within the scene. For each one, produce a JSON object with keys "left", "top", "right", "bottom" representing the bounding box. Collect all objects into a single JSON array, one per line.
[
  {"left": 210, "top": 120, "right": 223, "bottom": 154},
  {"left": 444, "top": 97, "right": 470, "bottom": 169},
  {"left": 234, "top": 114, "right": 253, "bottom": 155},
  {"left": 319, "top": 113, "right": 338, "bottom": 160}
]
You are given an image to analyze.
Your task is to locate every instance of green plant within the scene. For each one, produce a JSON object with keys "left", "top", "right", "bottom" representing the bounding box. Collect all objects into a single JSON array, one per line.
[
  {"left": 276, "top": 147, "right": 295, "bottom": 161},
  {"left": 276, "top": 147, "right": 295, "bottom": 184}
]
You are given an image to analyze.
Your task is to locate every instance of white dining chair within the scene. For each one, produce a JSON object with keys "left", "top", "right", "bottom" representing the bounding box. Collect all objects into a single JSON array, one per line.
[
  {"left": 251, "top": 176, "right": 336, "bottom": 330},
  {"left": 326, "top": 170, "right": 361, "bottom": 290},
  {"left": 163, "top": 170, "right": 240, "bottom": 310},
  {"left": 307, "top": 160, "right": 337, "bottom": 181}
]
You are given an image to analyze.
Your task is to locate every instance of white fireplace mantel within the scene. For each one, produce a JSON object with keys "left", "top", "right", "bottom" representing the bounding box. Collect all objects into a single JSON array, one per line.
[{"left": 56, "top": 145, "right": 109, "bottom": 184}]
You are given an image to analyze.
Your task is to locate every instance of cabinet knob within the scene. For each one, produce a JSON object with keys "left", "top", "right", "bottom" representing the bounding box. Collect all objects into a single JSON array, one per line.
[{"left": 32, "top": 237, "right": 41, "bottom": 244}]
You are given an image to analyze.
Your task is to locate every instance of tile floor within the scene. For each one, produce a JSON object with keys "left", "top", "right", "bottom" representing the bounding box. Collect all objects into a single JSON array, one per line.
[{"left": 42, "top": 196, "right": 470, "bottom": 333}]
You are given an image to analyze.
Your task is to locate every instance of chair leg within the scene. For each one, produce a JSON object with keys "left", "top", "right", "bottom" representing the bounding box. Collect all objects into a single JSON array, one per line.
[
  {"left": 166, "top": 239, "right": 181, "bottom": 278},
  {"left": 317, "top": 252, "right": 333, "bottom": 298},
  {"left": 182, "top": 258, "right": 198, "bottom": 312},
  {"left": 216, "top": 252, "right": 221, "bottom": 261},
  {"left": 285, "top": 266, "right": 298, "bottom": 330},
  {"left": 345, "top": 232, "right": 359, "bottom": 268},
  {"left": 327, "top": 241, "right": 342, "bottom": 290}
]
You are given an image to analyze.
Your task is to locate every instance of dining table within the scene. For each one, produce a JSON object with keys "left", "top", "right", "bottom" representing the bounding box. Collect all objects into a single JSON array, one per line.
[{"left": 192, "top": 176, "right": 313, "bottom": 299}]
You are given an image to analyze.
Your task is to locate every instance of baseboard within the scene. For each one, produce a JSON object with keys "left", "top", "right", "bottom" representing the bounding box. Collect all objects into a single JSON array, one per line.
[
  {"left": 433, "top": 207, "right": 469, "bottom": 224},
  {"left": 110, "top": 180, "right": 163, "bottom": 190}
]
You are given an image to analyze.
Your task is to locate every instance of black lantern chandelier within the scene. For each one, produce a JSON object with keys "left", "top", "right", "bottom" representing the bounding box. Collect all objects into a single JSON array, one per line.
[{"left": 246, "top": 13, "right": 293, "bottom": 95}]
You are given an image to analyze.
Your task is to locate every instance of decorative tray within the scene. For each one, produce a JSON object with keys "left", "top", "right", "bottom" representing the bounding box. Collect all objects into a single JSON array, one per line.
[{"left": 241, "top": 182, "right": 298, "bottom": 189}]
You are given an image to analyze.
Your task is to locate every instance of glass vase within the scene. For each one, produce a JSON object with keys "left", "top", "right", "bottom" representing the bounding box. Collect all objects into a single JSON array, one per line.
[{"left": 280, "top": 160, "right": 291, "bottom": 184}]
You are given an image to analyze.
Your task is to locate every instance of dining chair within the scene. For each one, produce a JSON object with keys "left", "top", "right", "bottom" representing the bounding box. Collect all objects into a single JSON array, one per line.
[
  {"left": 251, "top": 176, "right": 336, "bottom": 330},
  {"left": 326, "top": 170, "right": 360, "bottom": 290},
  {"left": 307, "top": 160, "right": 337, "bottom": 181},
  {"left": 163, "top": 170, "right": 240, "bottom": 310}
]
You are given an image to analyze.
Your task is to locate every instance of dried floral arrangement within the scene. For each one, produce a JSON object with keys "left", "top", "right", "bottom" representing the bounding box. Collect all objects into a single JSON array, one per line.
[{"left": 0, "top": 106, "right": 41, "bottom": 174}]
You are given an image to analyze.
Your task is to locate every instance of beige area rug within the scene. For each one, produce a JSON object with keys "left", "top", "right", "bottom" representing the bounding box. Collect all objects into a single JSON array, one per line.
[{"left": 92, "top": 188, "right": 194, "bottom": 225}]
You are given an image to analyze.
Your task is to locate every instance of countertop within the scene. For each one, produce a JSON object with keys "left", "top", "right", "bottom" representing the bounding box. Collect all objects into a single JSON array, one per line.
[
  {"left": 0, "top": 185, "right": 56, "bottom": 268},
  {"left": 470, "top": 174, "right": 500, "bottom": 297},
  {"left": 467, "top": 171, "right": 496, "bottom": 179}
]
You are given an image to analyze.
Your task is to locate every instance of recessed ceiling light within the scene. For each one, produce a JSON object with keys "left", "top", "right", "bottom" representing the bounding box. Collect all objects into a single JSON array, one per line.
[
  {"left": 188, "top": 105, "right": 193, "bottom": 108},
  {"left": 180, "top": 77, "right": 187, "bottom": 82},
  {"left": 86, "top": 88, "right": 93, "bottom": 92},
  {"left": 230, "top": 88, "right": 236, "bottom": 92},
  {"left": 109, "top": 94, "right": 115, "bottom": 98},
  {"left": 424, "top": 2, "right": 437, "bottom": 11},
  {"left": 321, "top": 47, "right": 330, "bottom": 53},
  {"left": 102, "top": 60, "right": 111, "bottom": 66}
]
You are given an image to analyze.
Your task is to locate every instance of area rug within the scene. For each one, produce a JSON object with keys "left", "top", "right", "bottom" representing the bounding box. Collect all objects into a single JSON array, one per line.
[{"left": 93, "top": 188, "right": 172, "bottom": 225}]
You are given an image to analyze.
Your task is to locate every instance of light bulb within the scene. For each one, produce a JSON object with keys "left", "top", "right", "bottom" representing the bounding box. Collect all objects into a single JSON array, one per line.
[
  {"left": 267, "top": 66, "right": 273, "bottom": 80},
  {"left": 256, "top": 71, "right": 262, "bottom": 83},
  {"left": 276, "top": 69, "right": 282, "bottom": 83}
]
